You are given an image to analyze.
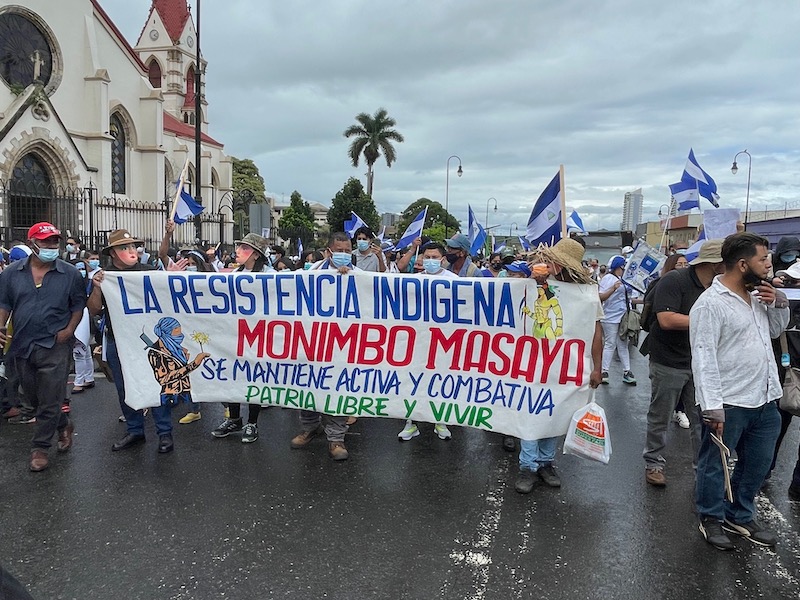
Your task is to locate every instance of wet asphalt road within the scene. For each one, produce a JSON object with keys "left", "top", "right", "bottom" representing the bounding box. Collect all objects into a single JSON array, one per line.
[{"left": 1, "top": 350, "right": 800, "bottom": 600}]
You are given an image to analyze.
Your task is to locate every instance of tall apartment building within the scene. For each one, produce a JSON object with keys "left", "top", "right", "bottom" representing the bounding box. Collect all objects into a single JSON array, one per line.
[{"left": 621, "top": 188, "right": 644, "bottom": 231}]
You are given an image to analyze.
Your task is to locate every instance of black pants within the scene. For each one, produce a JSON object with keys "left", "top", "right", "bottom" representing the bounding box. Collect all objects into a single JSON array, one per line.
[
  {"left": 228, "top": 402, "right": 260, "bottom": 424},
  {"left": 15, "top": 342, "right": 71, "bottom": 450}
]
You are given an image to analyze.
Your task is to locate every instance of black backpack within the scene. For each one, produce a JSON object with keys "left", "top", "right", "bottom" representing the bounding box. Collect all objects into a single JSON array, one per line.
[{"left": 640, "top": 278, "right": 661, "bottom": 332}]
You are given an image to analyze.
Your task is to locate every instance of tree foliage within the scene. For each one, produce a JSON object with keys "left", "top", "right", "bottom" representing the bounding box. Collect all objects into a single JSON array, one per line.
[
  {"left": 278, "top": 190, "right": 316, "bottom": 248},
  {"left": 327, "top": 177, "right": 381, "bottom": 234},
  {"left": 394, "top": 198, "right": 460, "bottom": 242},
  {"left": 343, "top": 108, "right": 404, "bottom": 198},
  {"left": 232, "top": 157, "right": 267, "bottom": 204}
]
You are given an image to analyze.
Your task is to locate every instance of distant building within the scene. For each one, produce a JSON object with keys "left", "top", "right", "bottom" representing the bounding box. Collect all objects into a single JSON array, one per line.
[
  {"left": 621, "top": 188, "right": 644, "bottom": 231},
  {"left": 269, "top": 197, "right": 328, "bottom": 246},
  {"left": 381, "top": 212, "right": 400, "bottom": 237}
]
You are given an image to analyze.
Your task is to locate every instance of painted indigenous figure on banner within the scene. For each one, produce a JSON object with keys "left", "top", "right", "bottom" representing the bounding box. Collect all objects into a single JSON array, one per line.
[
  {"left": 520, "top": 263, "right": 564, "bottom": 340},
  {"left": 144, "top": 317, "right": 209, "bottom": 407}
]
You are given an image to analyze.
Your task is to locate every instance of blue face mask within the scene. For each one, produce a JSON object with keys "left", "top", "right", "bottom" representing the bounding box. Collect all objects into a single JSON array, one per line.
[
  {"left": 78, "top": 269, "right": 86, "bottom": 278},
  {"left": 331, "top": 252, "right": 351, "bottom": 268},
  {"left": 356, "top": 240, "right": 370, "bottom": 252},
  {"left": 423, "top": 258, "right": 442, "bottom": 274},
  {"left": 303, "top": 262, "right": 313, "bottom": 270},
  {"left": 89, "top": 259, "right": 100, "bottom": 269},
  {"left": 780, "top": 252, "right": 799, "bottom": 263},
  {"left": 37, "top": 248, "right": 59, "bottom": 263},
  {"left": 186, "top": 265, "right": 198, "bottom": 272}
]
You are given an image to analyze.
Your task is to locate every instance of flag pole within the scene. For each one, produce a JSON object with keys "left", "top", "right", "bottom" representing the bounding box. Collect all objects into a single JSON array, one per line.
[
  {"left": 170, "top": 158, "right": 191, "bottom": 221},
  {"left": 414, "top": 206, "right": 429, "bottom": 262},
  {"left": 559, "top": 164, "right": 567, "bottom": 240}
]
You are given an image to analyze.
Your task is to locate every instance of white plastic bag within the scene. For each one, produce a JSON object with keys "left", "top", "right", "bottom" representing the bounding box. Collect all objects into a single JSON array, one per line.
[{"left": 563, "top": 399, "right": 612, "bottom": 464}]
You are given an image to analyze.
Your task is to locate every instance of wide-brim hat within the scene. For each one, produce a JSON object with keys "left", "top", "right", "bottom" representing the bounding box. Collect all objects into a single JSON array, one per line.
[
  {"left": 537, "top": 238, "right": 591, "bottom": 283},
  {"left": 234, "top": 232, "right": 268, "bottom": 257},
  {"left": 688, "top": 239, "right": 723, "bottom": 266},
  {"left": 102, "top": 229, "right": 143, "bottom": 255}
]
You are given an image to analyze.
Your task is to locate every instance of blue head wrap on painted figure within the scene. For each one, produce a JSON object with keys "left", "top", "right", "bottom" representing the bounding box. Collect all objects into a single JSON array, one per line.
[{"left": 154, "top": 317, "right": 188, "bottom": 365}]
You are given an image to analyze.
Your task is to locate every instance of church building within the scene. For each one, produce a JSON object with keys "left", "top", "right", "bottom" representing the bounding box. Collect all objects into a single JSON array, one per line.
[{"left": 0, "top": 0, "right": 233, "bottom": 249}]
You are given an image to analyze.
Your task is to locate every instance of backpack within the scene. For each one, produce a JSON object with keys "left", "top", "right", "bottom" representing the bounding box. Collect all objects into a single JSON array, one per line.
[{"left": 640, "top": 278, "right": 661, "bottom": 332}]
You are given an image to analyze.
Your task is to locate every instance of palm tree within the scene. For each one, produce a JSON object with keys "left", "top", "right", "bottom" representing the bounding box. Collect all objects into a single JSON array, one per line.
[{"left": 343, "top": 108, "right": 404, "bottom": 198}]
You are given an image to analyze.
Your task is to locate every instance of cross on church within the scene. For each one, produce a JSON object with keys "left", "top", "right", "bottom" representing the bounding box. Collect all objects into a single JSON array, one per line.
[{"left": 30, "top": 49, "right": 44, "bottom": 81}]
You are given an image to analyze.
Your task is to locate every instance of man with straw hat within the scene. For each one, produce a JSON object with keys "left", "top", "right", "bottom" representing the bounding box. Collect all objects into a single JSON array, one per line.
[{"left": 515, "top": 238, "right": 604, "bottom": 494}]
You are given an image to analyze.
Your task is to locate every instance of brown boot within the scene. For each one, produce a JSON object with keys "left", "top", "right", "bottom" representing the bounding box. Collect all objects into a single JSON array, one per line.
[
  {"left": 328, "top": 441, "right": 349, "bottom": 461},
  {"left": 291, "top": 425, "right": 323, "bottom": 449},
  {"left": 30, "top": 449, "right": 49, "bottom": 472},
  {"left": 645, "top": 468, "right": 666, "bottom": 487}
]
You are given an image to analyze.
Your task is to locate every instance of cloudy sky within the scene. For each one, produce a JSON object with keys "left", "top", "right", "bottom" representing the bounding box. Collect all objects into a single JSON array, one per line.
[{"left": 104, "top": 0, "right": 800, "bottom": 232}]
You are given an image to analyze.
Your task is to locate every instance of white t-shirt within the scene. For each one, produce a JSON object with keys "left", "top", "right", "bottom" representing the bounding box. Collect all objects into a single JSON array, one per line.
[
  {"left": 423, "top": 268, "right": 458, "bottom": 278},
  {"left": 598, "top": 273, "right": 628, "bottom": 323}
]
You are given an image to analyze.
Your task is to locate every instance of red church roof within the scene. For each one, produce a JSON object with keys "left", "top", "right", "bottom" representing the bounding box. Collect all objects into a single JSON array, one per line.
[
  {"left": 153, "top": 0, "right": 192, "bottom": 43},
  {"left": 163, "top": 112, "right": 223, "bottom": 148}
]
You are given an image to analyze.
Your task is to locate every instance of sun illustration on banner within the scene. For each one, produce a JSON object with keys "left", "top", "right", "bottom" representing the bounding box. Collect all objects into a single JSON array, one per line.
[
  {"left": 519, "top": 264, "right": 564, "bottom": 339},
  {"left": 140, "top": 318, "right": 211, "bottom": 408}
]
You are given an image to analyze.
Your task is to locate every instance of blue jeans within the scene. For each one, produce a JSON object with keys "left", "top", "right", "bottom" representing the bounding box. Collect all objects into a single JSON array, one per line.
[
  {"left": 519, "top": 437, "right": 558, "bottom": 472},
  {"left": 696, "top": 402, "right": 780, "bottom": 524},
  {"left": 106, "top": 336, "right": 172, "bottom": 437}
]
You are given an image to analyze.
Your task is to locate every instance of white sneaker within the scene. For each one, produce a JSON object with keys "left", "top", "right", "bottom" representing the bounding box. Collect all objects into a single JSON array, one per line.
[
  {"left": 398, "top": 421, "right": 420, "bottom": 441},
  {"left": 673, "top": 411, "right": 690, "bottom": 429},
  {"left": 434, "top": 424, "right": 452, "bottom": 440}
]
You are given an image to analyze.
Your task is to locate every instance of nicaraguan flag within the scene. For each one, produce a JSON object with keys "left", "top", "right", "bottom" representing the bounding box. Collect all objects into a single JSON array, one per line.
[
  {"left": 395, "top": 207, "right": 427, "bottom": 249},
  {"left": 682, "top": 149, "right": 720, "bottom": 208},
  {"left": 525, "top": 172, "right": 562, "bottom": 247},
  {"left": 297, "top": 238, "right": 303, "bottom": 256},
  {"left": 375, "top": 226, "right": 386, "bottom": 243},
  {"left": 467, "top": 205, "right": 487, "bottom": 255},
  {"left": 566, "top": 210, "right": 587, "bottom": 234},
  {"left": 669, "top": 179, "right": 700, "bottom": 211},
  {"left": 494, "top": 240, "right": 506, "bottom": 253},
  {"left": 518, "top": 236, "right": 531, "bottom": 251},
  {"left": 344, "top": 212, "right": 368, "bottom": 238},
  {"left": 173, "top": 182, "right": 204, "bottom": 224}
]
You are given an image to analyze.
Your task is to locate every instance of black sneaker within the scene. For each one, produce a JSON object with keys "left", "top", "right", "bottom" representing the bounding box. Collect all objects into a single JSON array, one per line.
[
  {"left": 789, "top": 485, "right": 800, "bottom": 502},
  {"left": 699, "top": 518, "right": 734, "bottom": 551},
  {"left": 241, "top": 423, "right": 259, "bottom": 444},
  {"left": 515, "top": 469, "right": 536, "bottom": 494},
  {"left": 722, "top": 519, "right": 777, "bottom": 547},
  {"left": 538, "top": 465, "right": 562, "bottom": 488},
  {"left": 211, "top": 418, "right": 243, "bottom": 438}
]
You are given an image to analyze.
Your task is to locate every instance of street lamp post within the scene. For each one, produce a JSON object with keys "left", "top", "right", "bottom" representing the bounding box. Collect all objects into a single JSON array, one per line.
[
  {"left": 485, "top": 197, "right": 497, "bottom": 230},
  {"left": 509, "top": 222, "right": 518, "bottom": 238},
  {"left": 731, "top": 149, "right": 752, "bottom": 230},
  {"left": 444, "top": 155, "right": 462, "bottom": 239},
  {"left": 658, "top": 202, "right": 673, "bottom": 253}
]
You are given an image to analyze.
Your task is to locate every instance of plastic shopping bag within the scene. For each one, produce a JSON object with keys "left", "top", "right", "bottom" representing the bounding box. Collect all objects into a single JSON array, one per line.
[{"left": 563, "top": 399, "right": 612, "bottom": 464}]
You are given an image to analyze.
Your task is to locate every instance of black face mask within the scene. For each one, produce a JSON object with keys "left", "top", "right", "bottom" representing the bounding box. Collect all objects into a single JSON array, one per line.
[
  {"left": 490, "top": 262, "right": 503, "bottom": 269},
  {"left": 445, "top": 252, "right": 459, "bottom": 264},
  {"left": 742, "top": 266, "right": 763, "bottom": 290}
]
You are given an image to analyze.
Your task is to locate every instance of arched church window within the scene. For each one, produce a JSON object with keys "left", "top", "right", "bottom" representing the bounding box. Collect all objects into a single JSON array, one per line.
[
  {"left": 0, "top": 12, "right": 53, "bottom": 88},
  {"left": 110, "top": 113, "right": 126, "bottom": 194},
  {"left": 186, "top": 65, "right": 195, "bottom": 102},
  {"left": 148, "top": 59, "right": 162, "bottom": 88},
  {"left": 9, "top": 153, "right": 52, "bottom": 230}
]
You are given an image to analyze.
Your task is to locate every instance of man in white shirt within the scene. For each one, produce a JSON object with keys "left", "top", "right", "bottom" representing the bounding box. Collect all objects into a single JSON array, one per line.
[{"left": 690, "top": 232, "right": 789, "bottom": 550}]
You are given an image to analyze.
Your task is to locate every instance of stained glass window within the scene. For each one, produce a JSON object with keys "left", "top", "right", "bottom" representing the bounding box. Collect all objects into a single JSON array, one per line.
[
  {"left": 0, "top": 13, "right": 53, "bottom": 88},
  {"left": 110, "top": 114, "right": 126, "bottom": 194}
]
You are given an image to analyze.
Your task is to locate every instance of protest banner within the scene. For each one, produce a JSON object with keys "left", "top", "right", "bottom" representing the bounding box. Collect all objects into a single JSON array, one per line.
[
  {"left": 621, "top": 241, "right": 666, "bottom": 293},
  {"left": 702, "top": 208, "right": 740, "bottom": 241},
  {"left": 102, "top": 271, "right": 600, "bottom": 440}
]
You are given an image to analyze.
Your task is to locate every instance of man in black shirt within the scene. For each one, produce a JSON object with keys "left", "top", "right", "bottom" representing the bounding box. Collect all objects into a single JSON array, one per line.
[
  {"left": 0, "top": 222, "right": 86, "bottom": 471},
  {"left": 88, "top": 229, "right": 175, "bottom": 454},
  {"left": 643, "top": 240, "right": 724, "bottom": 486}
]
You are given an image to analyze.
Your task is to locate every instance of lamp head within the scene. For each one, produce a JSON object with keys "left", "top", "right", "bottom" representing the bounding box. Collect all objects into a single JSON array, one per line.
[
  {"left": 731, "top": 161, "right": 738, "bottom": 175},
  {"left": 457, "top": 165, "right": 463, "bottom": 177}
]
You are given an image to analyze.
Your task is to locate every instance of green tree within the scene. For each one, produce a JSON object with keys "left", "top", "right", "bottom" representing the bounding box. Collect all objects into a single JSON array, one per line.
[
  {"left": 343, "top": 107, "right": 404, "bottom": 199},
  {"left": 394, "top": 198, "right": 460, "bottom": 243},
  {"left": 327, "top": 177, "right": 381, "bottom": 235},
  {"left": 278, "top": 190, "right": 316, "bottom": 251},
  {"left": 230, "top": 157, "right": 268, "bottom": 236}
]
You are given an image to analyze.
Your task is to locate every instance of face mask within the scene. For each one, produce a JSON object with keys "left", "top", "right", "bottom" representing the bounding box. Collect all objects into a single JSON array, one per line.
[
  {"left": 186, "top": 265, "right": 198, "bottom": 272},
  {"left": 331, "top": 252, "right": 351, "bottom": 268},
  {"left": 37, "top": 247, "right": 59, "bottom": 263},
  {"left": 387, "top": 254, "right": 396, "bottom": 262},
  {"left": 303, "top": 262, "right": 313, "bottom": 270},
  {"left": 89, "top": 259, "right": 100, "bottom": 269},
  {"left": 743, "top": 266, "right": 763, "bottom": 289},
  {"left": 66, "top": 244, "right": 75, "bottom": 253},
  {"left": 136, "top": 247, "right": 144, "bottom": 255},
  {"left": 77, "top": 269, "right": 86, "bottom": 277},
  {"left": 445, "top": 252, "right": 459, "bottom": 264},
  {"left": 357, "top": 240, "right": 370, "bottom": 252},
  {"left": 490, "top": 262, "right": 503, "bottom": 270},
  {"left": 780, "top": 252, "right": 798, "bottom": 263},
  {"left": 423, "top": 258, "right": 442, "bottom": 274}
]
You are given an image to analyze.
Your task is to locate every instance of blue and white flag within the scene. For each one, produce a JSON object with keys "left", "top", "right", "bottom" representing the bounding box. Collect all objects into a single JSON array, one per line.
[
  {"left": 172, "top": 181, "right": 204, "bottom": 224},
  {"left": 343, "top": 212, "right": 368, "bottom": 238},
  {"left": 494, "top": 238, "right": 506, "bottom": 253},
  {"left": 375, "top": 226, "right": 386, "bottom": 243},
  {"left": 297, "top": 238, "right": 303, "bottom": 256},
  {"left": 518, "top": 236, "right": 532, "bottom": 251},
  {"left": 395, "top": 207, "right": 428, "bottom": 250},
  {"left": 566, "top": 210, "right": 587, "bottom": 234},
  {"left": 682, "top": 149, "right": 720, "bottom": 208},
  {"left": 669, "top": 179, "right": 700, "bottom": 211},
  {"left": 526, "top": 172, "right": 562, "bottom": 246},
  {"left": 467, "top": 205, "right": 487, "bottom": 255}
]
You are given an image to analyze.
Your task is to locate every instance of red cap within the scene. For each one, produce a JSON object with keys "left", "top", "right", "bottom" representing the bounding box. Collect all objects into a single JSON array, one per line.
[{"left": 27, "top": 222, "right": 61, "bottom": 240}]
